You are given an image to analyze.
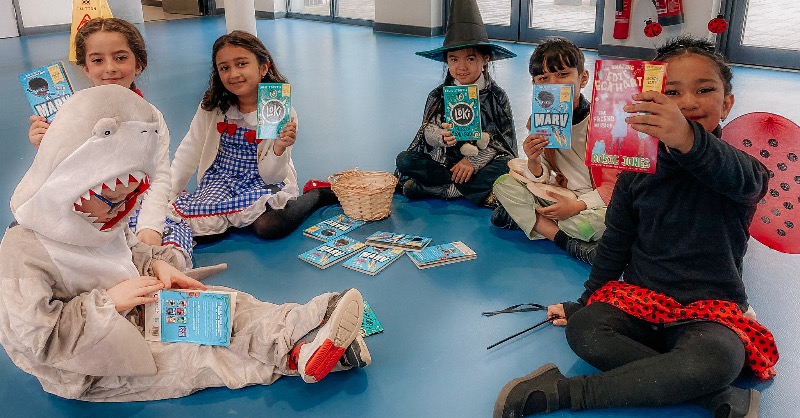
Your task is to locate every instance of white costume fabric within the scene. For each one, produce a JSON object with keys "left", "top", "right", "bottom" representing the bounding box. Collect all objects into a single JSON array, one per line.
[
  {"left": 134, "top": 104, "right": 171, "bottom": 236},
  {"left": 0, "top": 85, "right": 332, "bottom": 401},
  {"left": 169, "top": 104, "right": 299, "bottom": 236}
]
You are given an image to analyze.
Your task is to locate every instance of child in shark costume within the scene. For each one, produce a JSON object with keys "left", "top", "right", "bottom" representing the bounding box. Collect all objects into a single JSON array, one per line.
[{"left": 0, "top": 84, "right": 369, "bottom": 401}]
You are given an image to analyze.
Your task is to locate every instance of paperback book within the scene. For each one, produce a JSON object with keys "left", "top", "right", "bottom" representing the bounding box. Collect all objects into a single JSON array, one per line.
[
  {"left": 531, "top": 83, "right": 573, "bottom": 148},
  {"left": 342, "top": 246, "right": 404, "bottom": 276},
  {"left": 365, "top": 231, "right": 432, "bottom": 252},
  {"left": 586, "top": 59, "right": 667, "bottom": 174},
  {"left": 19, "top": 61, "right": 74, "bottom": 123},
  {"left": 298, "top": 235, "right": 366, "bottom": 269},
  {"left": 361, "top": 300, "right": 384, "bottom": 337},
  {"left": 257, "top": 83, "right": 291, "bottom": 139},
  {"left": 406, "top": 241, "right": 477, "bottom": 269},
  {"left": 145, "top": 289, "right": 237, "bottom": 346},
  {"left": 303, "top": 214, "right": 366, "bottom": 241},
  {"left": 443, "top": 84, "right": 482, "bottom": 142}
]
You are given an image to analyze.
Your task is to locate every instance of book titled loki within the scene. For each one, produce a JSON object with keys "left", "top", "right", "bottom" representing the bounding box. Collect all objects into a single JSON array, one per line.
[
  {"left": 19, "top": 61, "right": 74, "bottom": 123},
  {"left": 586, "top": 60, "right": 667, "bottom": 174},
  {"left": 257, "top": 83, "right": 291, "bottom": 139},
  {"left": 531, "top": 84, "right": 573, "bottom": 149},
  {"left": 443, "top": 85, "right": 482, "bottom": 142},
  {"left": 406, "top": 241, "right": 477, "bottom": 269}
]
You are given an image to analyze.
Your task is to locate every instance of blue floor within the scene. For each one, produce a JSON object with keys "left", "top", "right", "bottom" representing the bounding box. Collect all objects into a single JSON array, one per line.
[{"left": 0, "top": 16, "right": 799, "bottom": 417}]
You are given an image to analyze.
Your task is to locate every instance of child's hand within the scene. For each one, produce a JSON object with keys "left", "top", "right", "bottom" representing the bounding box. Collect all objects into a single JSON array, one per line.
[
  {"left": 522, "top": 134, "right": 549, "bottom": 178},
  {"left": 151, "top": 259, "right": 207, "bottom": 290},
  {"left": 535, "top": 193, "right": 586, "bottom": 221},
  {"left": 274, "top": 120, "right": 297, "bottom": 156},
  {"left": 450, "top": 158, "right": 474, "bottom": 184},
  {"left": 29, "top": 115, "right": 49, "bottom": 148},
  {"left": 107, "top": 277, "right": 164, "bottom": 312},
  {"left": 624, "top": 91, "right": 694, "bottom": 153},
  {"left": 440, "top": 122, "right": 457, "bottom": 147},
  {"left": 548, "top": 304, "right": 567, "bottom": 327},
  {"left": 137, "top": 228, "right": 162, "bottom": 246}
]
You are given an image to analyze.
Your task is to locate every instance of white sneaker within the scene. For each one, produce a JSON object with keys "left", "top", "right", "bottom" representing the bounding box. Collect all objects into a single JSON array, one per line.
[{"left": 296, "top": 289, "right": 364, "bottom": 383}]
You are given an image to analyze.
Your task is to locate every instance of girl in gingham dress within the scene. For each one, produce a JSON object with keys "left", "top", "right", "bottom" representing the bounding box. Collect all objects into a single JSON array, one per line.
[{"left": 164, "top": 31, "right": 336, "bottom": 265}]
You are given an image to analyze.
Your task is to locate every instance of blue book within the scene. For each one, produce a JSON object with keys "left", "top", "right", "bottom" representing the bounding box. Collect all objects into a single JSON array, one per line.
[
  {"left": 406, "top": 241, "right": 476, "bottom": 269},
  {"left": 531, "top": 84, "right": 573, "bottom": 149},
  {"left": 443, "top": 85, "right": 482, "bottom": 142},
  {"left": 342, "top": 246, "right": 404, "bottom": 276},
  {"left": 145, "top": 289, "right": 237, "bottom": 346},
  {"left": 365, "top": 231, "right": 432, "bottom": 252},
  {"left": 298, "top": 235, "right": 366, "bottom": 269},
  {"left": 303, "top": 214, "right": 366, "bottom": 241},
  {"left": 257, "top": 83, "right": 292, "bottom": 139},
  {"left": 19, "top": 61, "right": 74, "bottom": 123},
  {"left": 361, "top": 300, "right": 384, "bottom": 337}
]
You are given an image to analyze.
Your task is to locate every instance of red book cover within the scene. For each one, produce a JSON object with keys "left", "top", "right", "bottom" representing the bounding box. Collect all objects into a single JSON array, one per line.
[{"left": 586, "top": 60, "right": 667, "bottom": 174}]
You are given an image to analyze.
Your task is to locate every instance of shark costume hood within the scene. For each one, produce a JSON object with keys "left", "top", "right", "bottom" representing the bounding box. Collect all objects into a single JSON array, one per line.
[
  {"left": 11, "top": 84, "right": 159, "bottom": 247},
  {"left": 9, "top": 84, "right": 160, "bottom": 296}
]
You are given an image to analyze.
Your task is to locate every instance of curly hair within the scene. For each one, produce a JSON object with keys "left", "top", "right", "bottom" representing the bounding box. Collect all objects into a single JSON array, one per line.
[
  {"left": 201, "top": 30, "right": 288, "bottom": 113},
  {"left": 74, "top": 18, "right": 147, "bottom": 92},
  {"left": 529, "top": 36, "right": 585, "bottom": 78},
  {"left": 654, "top": 36, "right": 733, "bottom": 96}
]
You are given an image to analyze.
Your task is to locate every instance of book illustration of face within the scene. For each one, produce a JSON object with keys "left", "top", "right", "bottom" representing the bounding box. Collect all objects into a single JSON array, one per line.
[
  {"left": 536, "top": 90, "right": 555, "bottom": 109},
  {"left": 28, "top": 77, "right": 49, "bottom": 97},
  {"left": 321, "top": 228, "right": 336, "bottom": 236},
  {"left": 334, "top": 238, "right": 350, "bottom": 246}
]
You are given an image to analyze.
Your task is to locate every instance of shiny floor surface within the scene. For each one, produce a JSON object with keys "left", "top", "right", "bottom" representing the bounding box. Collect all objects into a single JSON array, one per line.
[{"left": 0, "top": 16, "right": 798, "bottom": 418}]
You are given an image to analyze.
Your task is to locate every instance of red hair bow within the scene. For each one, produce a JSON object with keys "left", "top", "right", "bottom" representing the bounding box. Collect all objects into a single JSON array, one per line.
[{"left": 217, "top": 121, "right": 237, "bottom": 136}]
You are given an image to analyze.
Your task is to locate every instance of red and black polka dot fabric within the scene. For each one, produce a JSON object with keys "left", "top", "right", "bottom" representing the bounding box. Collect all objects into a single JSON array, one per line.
[{"left": 587, "top": 281, "right": 778, "bottom": 380}]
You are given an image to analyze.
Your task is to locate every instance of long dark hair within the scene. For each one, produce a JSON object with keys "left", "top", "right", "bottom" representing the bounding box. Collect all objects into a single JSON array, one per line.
[
  {"left": 201, "top": 30, "right": 288, "bottom": 112},
  {"left": 74, "top": 18, "right": 148, "bottom": 92}
]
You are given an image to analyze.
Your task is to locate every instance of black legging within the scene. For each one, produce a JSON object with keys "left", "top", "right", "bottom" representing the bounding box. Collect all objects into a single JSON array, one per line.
[
  {"left": 564, "top": 302, "right": 746, "bottom": 410},
  {"left": 250, "top": 187, "right": 337, "bottom": 240}
]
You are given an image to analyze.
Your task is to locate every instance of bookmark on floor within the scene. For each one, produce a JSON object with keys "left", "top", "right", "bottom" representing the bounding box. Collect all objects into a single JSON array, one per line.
[{"left": 484, "top": 302, "right": 559, "bottom": 350}]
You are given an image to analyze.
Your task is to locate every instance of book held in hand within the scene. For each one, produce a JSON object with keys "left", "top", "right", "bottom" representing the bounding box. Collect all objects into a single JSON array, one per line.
[
  {"left": 145, "top": 289, "right": 237, "bottom": 346},
  {"left": 342, "top": 246, "right": 404, "bottom": 276},
  {"left": 531, "top": 84, "right": 573, "bottom": 149},
  {"left": 298, "top": 235, "right": 366, "bottom": 269},
  {"left": 257, "top": 83, "right": 291, "bottom": 139},
  {"left": 406, "top": 241, "right": 477, "bottom": 269},
  {"left": 303, "top": 214, "right": 366, "bottom": 241},
  {"left": 444, "top": 85, "right": 482, "bottom": 142},
  {"left": 586, "top": 59, "right": 666, "bottom": 174},
  {"left": 365, "top": 231, "right": 432, "bottom": 252},
  {"left": 19, "top": 61, "right": 74, "bottom": 123}
]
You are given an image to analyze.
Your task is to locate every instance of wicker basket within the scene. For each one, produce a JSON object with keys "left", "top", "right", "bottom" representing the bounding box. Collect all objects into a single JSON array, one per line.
[{"left": 328, "top": 169, "right": 398, "bottom": 221}]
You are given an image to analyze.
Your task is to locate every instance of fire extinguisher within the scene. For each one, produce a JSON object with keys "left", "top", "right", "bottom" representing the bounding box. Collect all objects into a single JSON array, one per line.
[
  {"left": 652, "top": 0, "right": 684, "bottom": 26},
  {"left": 613, "top": 0, "right": 632, "bottom": 39}
]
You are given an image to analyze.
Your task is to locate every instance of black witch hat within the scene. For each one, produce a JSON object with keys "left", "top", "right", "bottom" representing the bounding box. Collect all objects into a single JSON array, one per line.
[{"left": 416, "top": 0, "right": 516, "bottom": 62}]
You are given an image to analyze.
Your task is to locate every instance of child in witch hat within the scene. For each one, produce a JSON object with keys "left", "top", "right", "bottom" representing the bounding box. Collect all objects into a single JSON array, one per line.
[{"left": 395, "top": 0, "right": 517, "bottom": 207}]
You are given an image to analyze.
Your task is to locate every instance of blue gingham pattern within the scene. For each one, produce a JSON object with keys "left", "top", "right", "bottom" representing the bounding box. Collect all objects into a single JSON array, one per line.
[
  {"left": 161, "top": 217, "right": 194, "bottom": 259},
  {"left": 172, "top": 118, "right": 284, "bottom": 217}
]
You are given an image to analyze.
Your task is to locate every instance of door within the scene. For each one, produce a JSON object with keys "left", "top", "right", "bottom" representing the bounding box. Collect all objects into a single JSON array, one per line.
[
  {"left": 445, "top": 0, "right": 604, "bottom": 49},
  {"left": 722, "top": 0, "right": 800, "bottom": 70},
  {"left": 287, "top": 0, "right": 374, "bottom": 26}
]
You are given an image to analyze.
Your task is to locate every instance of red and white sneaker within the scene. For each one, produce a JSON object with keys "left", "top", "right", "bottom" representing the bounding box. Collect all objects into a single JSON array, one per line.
[{"left": 294, "top": 289, "right": 364, "bottom": 383}]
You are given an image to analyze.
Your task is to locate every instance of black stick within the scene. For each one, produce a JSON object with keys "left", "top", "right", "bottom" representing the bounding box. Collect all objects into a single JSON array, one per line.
[{"left": 486, "top": 317, "right": 553, "bottom": 350}]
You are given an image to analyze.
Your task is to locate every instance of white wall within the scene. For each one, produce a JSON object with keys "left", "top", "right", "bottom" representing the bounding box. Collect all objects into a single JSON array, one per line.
[
  {"left": 601, "top": 0, "right": 722, "bottom": 47},
  {"left": 0, "top": 0, "right": 18, "bottom": 38},
  {"left": 375, "top": 0, "right": 441, "bottom": 28}
]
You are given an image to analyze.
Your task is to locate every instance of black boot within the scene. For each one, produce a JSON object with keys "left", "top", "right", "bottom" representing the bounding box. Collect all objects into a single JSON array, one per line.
[
  {"left": 554, "top": 230, "right": 597, "bottom": 265},
  {"left": 706, "top": 387, "right": 760, "bottom": 418},
  {"left": 494, "top": 363, "right": 568, "bottom": 418},
  {"left": 490, "top": 205, "right": 520, "bottom": 230}
]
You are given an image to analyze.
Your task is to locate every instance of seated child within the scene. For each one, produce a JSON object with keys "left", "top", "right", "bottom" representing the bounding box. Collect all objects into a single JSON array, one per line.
[
  {"left": 493, "top": 37, "right": 774, "bottom": 418},
  {"left": 0, "top": 84, "right": 369, "bottom": 401},
  {"left": 395, "top": 0, "right": 517, "bottom": 207},
  {"left": 492, "top": 37, "right": 610, "bottom": 265}
]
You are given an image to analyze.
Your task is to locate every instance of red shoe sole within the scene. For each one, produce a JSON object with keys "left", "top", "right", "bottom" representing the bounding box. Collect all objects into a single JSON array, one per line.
[{"left": 304, "top": 339, "right": 346, "bottom": 382}]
